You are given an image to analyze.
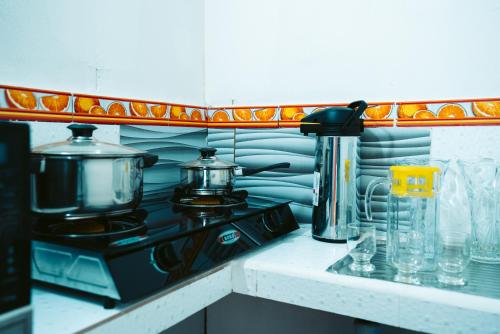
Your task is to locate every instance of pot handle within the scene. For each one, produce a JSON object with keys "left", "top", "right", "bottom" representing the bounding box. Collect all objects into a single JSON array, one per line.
[
  {"left": 30, "top": 156, "right": 45, "bottom": 174},
  {"left": 143, "top": 154, "right": 159, "bottom": 168},
  {"left": 240, "top": 162, "right": 291, "bottom": 176}
]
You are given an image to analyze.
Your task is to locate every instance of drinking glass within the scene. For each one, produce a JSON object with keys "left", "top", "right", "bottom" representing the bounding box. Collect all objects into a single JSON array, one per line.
[
  {"left": 392, "top": 229, "right": 424, "bottom": 284},
  {"left": 436, "top": 232, "right": 471, "bottom": 286},
  {"left": 462, "top": 159, "right": 500, "bottom": 263},
  {"left": 347, "top": 223, "right": 376, "bottom": 273}
]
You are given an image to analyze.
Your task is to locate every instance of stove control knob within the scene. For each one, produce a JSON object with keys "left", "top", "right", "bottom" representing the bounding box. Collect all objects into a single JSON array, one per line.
[
  {"left": 260, "top": 212, "right": 279, "bottom": 233},
  {"left": 150, "top": 242, "right": 182, "bottom": 274}
]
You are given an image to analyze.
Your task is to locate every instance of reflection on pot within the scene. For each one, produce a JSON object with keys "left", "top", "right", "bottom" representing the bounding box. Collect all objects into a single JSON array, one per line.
[{"left": 30, "top": 124, "right": 158, "bottom": 219}]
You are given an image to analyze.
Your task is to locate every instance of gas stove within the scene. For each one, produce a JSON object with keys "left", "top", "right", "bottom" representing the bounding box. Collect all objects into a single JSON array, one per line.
[{"left": 31, "top": 197, "right": 298, "bottom": 307}]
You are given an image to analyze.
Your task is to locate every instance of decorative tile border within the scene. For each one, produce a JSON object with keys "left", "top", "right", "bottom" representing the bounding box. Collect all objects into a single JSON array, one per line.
[
  {"left": 71, "top": 93, "right": 207, "bottom": 127},
  {"left": 394, "top": 98, "right": 500, "bottom": 127},
  {"left": 206, "top": 106, "right": 279, "bottom": 128},
  {"left": 0, "top": 84, "right": 499, "bottom": 128},
  {"left": 279, "top": 104, "right": 339, "bottom": 127}
]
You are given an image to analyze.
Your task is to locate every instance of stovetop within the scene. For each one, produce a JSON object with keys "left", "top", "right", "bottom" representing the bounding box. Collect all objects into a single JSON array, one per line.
[
  {"left": 31, "top": 196, "right": 299, "bottom": 305},
  {"left": 32, "top": 197, "right": 289, "bottom": 252}
]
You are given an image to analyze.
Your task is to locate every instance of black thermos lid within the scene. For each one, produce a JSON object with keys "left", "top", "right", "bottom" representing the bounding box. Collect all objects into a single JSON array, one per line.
[{"left": 300, "top": 100, "right": 367, "bottom": 136}]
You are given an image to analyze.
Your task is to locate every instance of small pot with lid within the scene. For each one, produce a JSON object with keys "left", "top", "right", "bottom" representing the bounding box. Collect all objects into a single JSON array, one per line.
[
  {"left": 179, "top": 147, "right": 290, "bottom": 196},
  {"left": 31, "top": 124, "right": 158, "bottom": 219}
]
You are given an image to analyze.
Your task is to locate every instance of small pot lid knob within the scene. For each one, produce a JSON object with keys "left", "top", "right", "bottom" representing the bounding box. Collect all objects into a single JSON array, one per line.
[
  {"left": 179, "top": 147, "right": 237, "bottom": 168},
  {"left": 200, "top": 147, "right": 217, "bottom": 158},
  {"left": 68, "top": 124, "right": 97, "bottom": 138}
]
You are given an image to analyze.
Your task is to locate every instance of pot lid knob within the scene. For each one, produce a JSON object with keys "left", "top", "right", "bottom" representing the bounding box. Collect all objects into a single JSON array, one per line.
[
  {"left": 68, "top": 124, "right": 97, "bottom": 138},
  {"left": 200, "top": 147, "right": 217, "bottom": 158}
]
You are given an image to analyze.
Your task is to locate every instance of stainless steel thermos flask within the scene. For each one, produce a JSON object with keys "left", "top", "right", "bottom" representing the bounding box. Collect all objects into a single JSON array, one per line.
[{"left": 300, "top": 101, "right": 367, "bottom": 242}]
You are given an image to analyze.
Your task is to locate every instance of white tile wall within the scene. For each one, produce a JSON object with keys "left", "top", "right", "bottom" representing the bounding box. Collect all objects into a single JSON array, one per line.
[
  {"left": 27, "top": 121, "right": 120, "bottom": 148},
  {"left": 431, "top": 126, "right": 500, "bottom": 161}
]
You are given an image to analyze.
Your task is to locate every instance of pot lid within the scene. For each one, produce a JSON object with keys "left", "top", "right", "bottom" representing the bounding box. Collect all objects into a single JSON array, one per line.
[
  {"left": 32, "top": 124, "right": 147, "bottom": 157},
  {"left": 179, "top": 147, "right": 238, "bottom": 168}
]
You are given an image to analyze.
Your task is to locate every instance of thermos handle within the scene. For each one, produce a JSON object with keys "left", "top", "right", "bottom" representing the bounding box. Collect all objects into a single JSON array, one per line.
[
  {"left": 341, "top": 100, "right": 368, "bottom": 132},
  {"left": 347, "top": 100, "right": 368, "bottom": 117},
  {"left": 364, "top": 177, "right": 390, "bottom": 221}
]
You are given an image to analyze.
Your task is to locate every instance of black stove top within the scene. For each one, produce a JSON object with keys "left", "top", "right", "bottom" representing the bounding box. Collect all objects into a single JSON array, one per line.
[
  {"left": 31, "top": 197, "right": 298, "bottom": 306},
  {"left": 33, "top": 197, "right": 292, "bottom": 250}
]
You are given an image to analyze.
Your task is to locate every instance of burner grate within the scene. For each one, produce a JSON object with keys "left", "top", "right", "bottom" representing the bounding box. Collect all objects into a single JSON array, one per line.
[
  {"left": 32, "top": 210, "right": 147, "bottom": 240},
  {"left": 171, "top": 189, "right": 248, "bottom": 208}
]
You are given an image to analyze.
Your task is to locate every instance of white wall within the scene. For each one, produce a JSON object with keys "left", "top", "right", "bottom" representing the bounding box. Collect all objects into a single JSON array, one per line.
[
  {"left": 27, "top": 121, "right": 120, "bottom": 148},
  {"left": 431, "top": 126, "right": 500, "bottom": 161},
  {"left": 205, "top": 0, "right": 500, "bottom": 106},
  {"left": 0, "top": 0, "right": 205, "bottom": 105},
  {"left": 0, "top": 0, "right": 205, "bottom": 146},
  {"left": 2, "top": 1, "right": 498, "bottom": 107}
]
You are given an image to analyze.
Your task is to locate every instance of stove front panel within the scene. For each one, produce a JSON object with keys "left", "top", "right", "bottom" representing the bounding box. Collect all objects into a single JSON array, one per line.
[
  {"left": 32, "top": 241, "right": 120, "bottom": 299},
  {"left": 233, "top": 203, "right": 299, "bottom": 245},
  {"left": 107, "top": 223, "right": 256, "bottom": 302},
  {"left": 32, "top": 202, "right": 299, "bottom": 303}
]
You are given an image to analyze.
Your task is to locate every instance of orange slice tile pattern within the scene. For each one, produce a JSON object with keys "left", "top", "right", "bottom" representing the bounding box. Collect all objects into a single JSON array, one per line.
[
  {"left": 364, "top": 104, "right": 394, "bottom": 120},
  {"left": 471, "top": 101, "right": 500, "bottom": 117},
  {"left": 189, "top": 109, "right": 205, "bottom": 122},
  {"left": 396, "top": 102, "right": 470, "bottom": 120},
  {"left": 75, "top": 96, "right": 100, "bottom": 114},
  {"left": 0, "top": 84, "right": 499, "bottom": 128},
  {"left": 207, "top": 107, "right": 279, "bottom": 128},
  {"left": 150, "top": 104, "right": 167, "bottom": 118},
  {"left": 40, "top": 94, "right": 70, "bottom": 112},
  {"left": 107, "top": 102, "right": 127, "bottom": 116},
  {"left": 0, "top": 86, "right": 74, "bottom": 123},
  {"left": 168, "top": 106, "right": 206, "bottom": 127}
]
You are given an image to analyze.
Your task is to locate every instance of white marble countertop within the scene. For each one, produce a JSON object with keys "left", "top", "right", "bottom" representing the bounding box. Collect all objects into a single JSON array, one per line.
[
  {"left": 33, "top": 265, "right": 232, "bottom": 334},
  {"left": 33, "top": 227, "right": 500, "bottom": 334}
]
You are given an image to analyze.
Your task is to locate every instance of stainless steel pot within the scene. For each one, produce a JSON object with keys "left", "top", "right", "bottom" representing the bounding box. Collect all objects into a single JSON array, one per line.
[
  {"left": 30, "top": 124, "right": 158, "bottom": 219},
  {"left": 179, "top": 147, "right": 290, "bottom": 196}
]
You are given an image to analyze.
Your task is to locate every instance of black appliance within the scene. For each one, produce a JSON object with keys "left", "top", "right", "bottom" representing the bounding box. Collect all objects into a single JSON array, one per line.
[
  {"left": 31, "top": 197, "right": 298, "bottom": 308},
  {"left": 0, "top": 122, "right": 31, "bottom": 315}
]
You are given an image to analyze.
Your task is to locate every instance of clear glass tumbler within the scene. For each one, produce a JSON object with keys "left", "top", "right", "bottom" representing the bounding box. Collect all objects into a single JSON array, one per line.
[
  {"left": 436, "top": 232, "right": 471, "bottom": 286},
  {"left": 462, "top": 159, "right": 500, "bottom": 263},
  {"left": 392, "top": 229, "right": 425, "bottom": 284},
  {"left": 347, "top": 223, "right": 376, "bottom": 273}
]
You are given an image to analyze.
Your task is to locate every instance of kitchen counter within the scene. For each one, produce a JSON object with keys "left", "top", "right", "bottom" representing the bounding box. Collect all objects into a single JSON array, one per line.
[
  {"left": 33, "top": 265, "right": 232, "bottom": 334},
  {"left": 33, "top": 227, "right": 500, "bottom": 334}
]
